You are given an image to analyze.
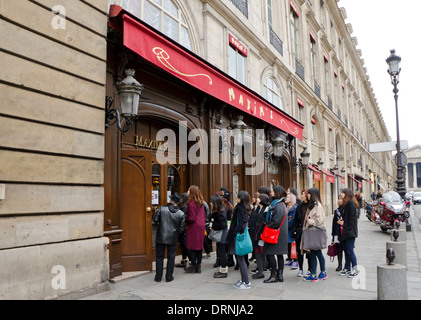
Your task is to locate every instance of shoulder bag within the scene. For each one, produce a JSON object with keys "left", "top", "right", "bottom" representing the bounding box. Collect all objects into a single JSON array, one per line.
[
  {"left": 260, "top": 208, "right": 287, "bottom": 245},
  {"left": 235, "top": 213, "right": 253, "bottom": 256},
  {"left": 302, "top": 225, "right": 328, "bottom": 251}
]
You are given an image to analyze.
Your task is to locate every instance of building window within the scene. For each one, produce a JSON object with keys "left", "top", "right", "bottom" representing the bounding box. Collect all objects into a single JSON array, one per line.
[
  {"left": 290, "top": 10, "right": 300, "bottom": 61},
  {"left": 229, "top": 0, "right": 249, "bottom": 18},
  {"left": 229, "top": 43, "right": 246, "bottom": 84},
  {"left": 324, "top": 54, "right": 330, "bottom": 97},
  {"left": 310, "top": 34, "right": 317, "bottom": 81},
  {"left": 123, "top": 0, "right": 192, "bottom": 50},
  {"left": 311, "top": 121, "right": 317, "bottom": 141},
  {"left": 263, "top": 77, "right": 283, "bottom": 110}
]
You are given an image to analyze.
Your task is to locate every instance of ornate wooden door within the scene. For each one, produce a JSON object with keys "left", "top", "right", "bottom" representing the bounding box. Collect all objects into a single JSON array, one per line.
[{"left": 120, "top": 149, "right": 152, "bottom": 272}]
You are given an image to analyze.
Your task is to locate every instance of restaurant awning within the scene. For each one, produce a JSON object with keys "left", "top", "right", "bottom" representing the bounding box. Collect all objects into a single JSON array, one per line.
[
  {"left": 109, "top": 6, "right": 304, "bottom": 141},
  {"left": 322, "top": 169, "right": 335, "bottom": 184},
  {"left": 307, "top": 165, "right": 321, "bottom": 181}
]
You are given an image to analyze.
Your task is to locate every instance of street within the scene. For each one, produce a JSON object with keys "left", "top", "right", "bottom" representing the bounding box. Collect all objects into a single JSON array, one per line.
[{"left": 82, "top": 206, "right": 421, "bottom": 301}]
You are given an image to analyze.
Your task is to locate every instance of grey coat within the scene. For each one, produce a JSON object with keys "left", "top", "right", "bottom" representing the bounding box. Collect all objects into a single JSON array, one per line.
[{"left": 263, "top": 199, "right": 288, "bottom": 256}]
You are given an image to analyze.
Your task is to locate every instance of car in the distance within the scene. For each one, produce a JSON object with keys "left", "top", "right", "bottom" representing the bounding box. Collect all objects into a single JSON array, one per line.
[{"left": 413, "top": 192, "right": 421, "bottom": 205}]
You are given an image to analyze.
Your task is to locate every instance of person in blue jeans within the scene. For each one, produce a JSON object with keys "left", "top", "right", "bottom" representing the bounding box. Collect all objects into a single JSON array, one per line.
[
  {"left": 337, "top": 188, "right": 359, "bottom": 278},
  {"left": 303, "top": 188, "right": 327, "bottom": 282}
]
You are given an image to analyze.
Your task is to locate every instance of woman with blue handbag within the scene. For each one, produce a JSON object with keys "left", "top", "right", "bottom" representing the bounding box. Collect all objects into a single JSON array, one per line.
[{"left": 227, "top": 191, "right": 253, "bottom": 290}]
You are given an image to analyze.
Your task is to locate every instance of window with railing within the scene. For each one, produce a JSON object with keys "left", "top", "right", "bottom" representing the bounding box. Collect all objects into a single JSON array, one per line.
[{"left": 229, "top": 0, "right": 248, "bottom": 18}]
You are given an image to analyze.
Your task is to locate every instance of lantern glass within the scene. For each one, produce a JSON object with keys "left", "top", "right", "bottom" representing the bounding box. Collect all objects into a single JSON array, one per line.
[
  {"left": 273, "top": 143, "right": 283, "bottom": 158},
  {"left": 233, "top": 129, "right": 243, "bottom": 148},
  {"left": 386, "top": 50, "right": 401, "bottom": 76},
  {"left": 300, "top": 148, "right": 310, "bottom": 166},
  {"left": 119, "top": 92, "right": 140, "bottom": 117}
]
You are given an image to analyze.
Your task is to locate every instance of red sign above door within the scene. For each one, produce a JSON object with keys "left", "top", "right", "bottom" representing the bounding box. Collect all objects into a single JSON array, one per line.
[{"left": 117, "top": 11, "right": 304, "bottom": 141}]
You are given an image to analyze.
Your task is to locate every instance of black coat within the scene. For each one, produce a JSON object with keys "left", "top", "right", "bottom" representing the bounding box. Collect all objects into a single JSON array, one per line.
[
  {"left": 291, "top": 200, "right": 304, "bottom": 240},
  {"left": 153, "top": 204, "right": 186, "bottom": 245},
  {"left": 227, "top": 203, "right": 250, "bottom": 254},
  {"left": 341, "top": 201, "right": 358, "bottom": 241}
]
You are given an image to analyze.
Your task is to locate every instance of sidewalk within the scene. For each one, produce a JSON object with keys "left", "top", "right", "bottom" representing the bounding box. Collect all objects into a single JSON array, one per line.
[{"left": 82, "top": 210, "right": 421, "bottom": 300}]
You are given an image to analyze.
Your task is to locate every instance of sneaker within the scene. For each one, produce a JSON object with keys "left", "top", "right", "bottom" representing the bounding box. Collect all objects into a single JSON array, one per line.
[
  {"left": 305, "top": 270, "right": 311, "bottom": 277},
  {"left": 318, "top": 272, "right": 328, "bottom": 281},
  {"left": 339, "top": 269, "right": 350, "bottom": 277},
  {"left": 232, "top": 281, "right": 251, "bottom": 290},
  {"left": 348, "top": 269, "right": 359, "bottom": 278},
  {"left": 291, "top": 261, "right": 299, "bottom": 270},
  {"left": 303, "top": 274, "right": 319, "bottom": 282},
  {"left": 297, "top": 270, "right": 303, "bottom": 277},
  {"left": 285, "top": 260, "right": 294, "bottom": 267}
]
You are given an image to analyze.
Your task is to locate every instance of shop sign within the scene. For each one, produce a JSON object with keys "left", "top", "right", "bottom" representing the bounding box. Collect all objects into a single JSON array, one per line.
[{"left": 121, "top": 14, "right": 304, "bottom": 141}]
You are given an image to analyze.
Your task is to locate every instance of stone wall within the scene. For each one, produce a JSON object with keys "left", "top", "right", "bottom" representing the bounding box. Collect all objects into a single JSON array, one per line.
[{"left": 0, "top": 0, "right": 109, "bottom": 299}]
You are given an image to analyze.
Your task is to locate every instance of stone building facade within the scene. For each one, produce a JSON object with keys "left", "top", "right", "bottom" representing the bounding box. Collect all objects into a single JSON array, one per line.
[
  {"left": 110, "top": 0, "right": 394, "bottom": 213},
  {"left": 0, "top": 0, "right": 109, "bottom": 299},
  {"left": 0, "top": 0, "right": 394, "bottom": 299},
  {"left": 405, "top": 145, "right": 421, "bottom": 192}
]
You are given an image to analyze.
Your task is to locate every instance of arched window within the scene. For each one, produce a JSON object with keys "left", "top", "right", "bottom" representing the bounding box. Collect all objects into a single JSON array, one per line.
[
  {"left": 263, "top": 77, "right": 283, "bottom": 110},
  {"left": 122, "top": 0, "right": 192, "bottom": 50}
]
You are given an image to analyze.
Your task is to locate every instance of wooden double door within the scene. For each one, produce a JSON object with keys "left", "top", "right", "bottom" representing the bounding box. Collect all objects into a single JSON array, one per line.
[{"left": 120, "top": 149, "right": 187, "bottom": 272}]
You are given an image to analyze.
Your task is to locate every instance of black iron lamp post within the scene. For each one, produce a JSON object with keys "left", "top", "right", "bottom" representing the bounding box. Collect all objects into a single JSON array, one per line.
[{"left": 386, "top": 49, "right": 406, "bottom": 199}]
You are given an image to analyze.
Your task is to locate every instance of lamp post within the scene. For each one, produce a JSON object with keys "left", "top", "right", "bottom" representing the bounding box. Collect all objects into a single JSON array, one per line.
[
  {"left": 386, "top": 49, "right": 406, "bottom": 199},
  {"left": 300, "top": 148, "right": 310, "bottom": 189}
]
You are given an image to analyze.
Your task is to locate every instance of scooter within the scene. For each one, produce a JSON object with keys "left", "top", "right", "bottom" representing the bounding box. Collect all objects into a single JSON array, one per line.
[{"left": 373, "top": 200, "right": 407, "bottom": 233}]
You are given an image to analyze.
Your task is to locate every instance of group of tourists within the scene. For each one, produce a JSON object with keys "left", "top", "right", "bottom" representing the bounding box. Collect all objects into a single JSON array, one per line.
[{"left": 152, "top": 184, "right": 360, "bottom": 290}]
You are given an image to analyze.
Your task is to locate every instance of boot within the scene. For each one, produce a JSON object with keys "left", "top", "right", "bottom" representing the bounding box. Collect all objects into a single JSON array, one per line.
[
  {"left": 184, "top": 264, "right": 196, "bottom": 273},
  {"left": 263, "top": 271, "right": 278, "bottom": 283},
  {"left": 277, "top": 269, "right": 284, "bottom": 283},
  {"left": 336, "top": 250, "right": 343, "bottom": 272},
  {"left": 213, "top": 258, "right": 220, "bottom": 268},
  {"left": 195, "top": 265, "right": 201, "bottom": 274},
  {"left": 214, "top": 267, "right": 228, "bottom": 278},
  {"left": 176, "top": 259, "right": 187, "bottom": 268}
]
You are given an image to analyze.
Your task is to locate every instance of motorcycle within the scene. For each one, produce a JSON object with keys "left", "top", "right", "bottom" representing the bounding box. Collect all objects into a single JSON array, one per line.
[
  {"left": 365, "top": 202, "right": 373, "bottom": 222},
  {"left": 371, "top": 191, "right": 407, "bottom": 233}
]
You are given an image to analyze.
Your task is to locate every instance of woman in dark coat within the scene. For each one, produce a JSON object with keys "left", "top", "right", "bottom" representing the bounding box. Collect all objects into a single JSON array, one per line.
[
  {"left": 338, "top": 188, "right": 359, "bottom": 278},
  {"left": 185, "top": 185, "right": 206, "bottom": 274},
  {"left": 228, "top": 191, "right": 253, "bottom": 290},
  {"left": 263, "top": 186, "right": 288, "bottom": 283},
  {"left": 210, "top": 195, "right": 229, "bottom": 279}
]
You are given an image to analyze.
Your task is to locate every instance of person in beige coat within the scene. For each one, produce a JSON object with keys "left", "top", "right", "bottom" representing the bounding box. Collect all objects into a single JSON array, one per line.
[{"left": 303, "top": 188, "right": 327, "bottom": 283}]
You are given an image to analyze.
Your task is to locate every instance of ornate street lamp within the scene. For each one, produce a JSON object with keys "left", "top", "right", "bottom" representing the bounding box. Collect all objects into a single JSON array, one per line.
[
  {"left": 232, "top": 115, "right": 248, "bottom": 148},
  {"left": 300, "top": 148, "right": 310, "bottom": 168},
  {"left": 386, "top": 49, "right": 406, "bottom": 199},
  {"left": 106, "top": 69, "right": 144, "bottom": 134}
]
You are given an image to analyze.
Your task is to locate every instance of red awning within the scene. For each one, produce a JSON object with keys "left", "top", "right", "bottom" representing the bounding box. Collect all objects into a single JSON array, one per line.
[
  {"left": 307, "top": 165, "right": 321, "bottom": 181},
  {"left": 322, "top": 169, "right": 335, "bottom": 184},
  {"left": 109, "top": 7, "right": 304, "bottom": 141}
]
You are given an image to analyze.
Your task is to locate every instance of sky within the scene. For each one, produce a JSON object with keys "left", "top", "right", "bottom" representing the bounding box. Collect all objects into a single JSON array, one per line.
[{"left": 339, "top": 0, "right": 421, "bottom": 149}]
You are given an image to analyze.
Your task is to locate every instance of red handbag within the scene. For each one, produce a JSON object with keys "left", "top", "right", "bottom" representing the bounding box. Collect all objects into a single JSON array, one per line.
[{"left": 260, "top": 212, "right": 287, "bottom": 244}]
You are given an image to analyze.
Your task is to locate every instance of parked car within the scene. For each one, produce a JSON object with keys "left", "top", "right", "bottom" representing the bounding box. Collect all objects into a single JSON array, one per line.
[{"left": 413, "top": 192, "right": 421, "bottom": 205}]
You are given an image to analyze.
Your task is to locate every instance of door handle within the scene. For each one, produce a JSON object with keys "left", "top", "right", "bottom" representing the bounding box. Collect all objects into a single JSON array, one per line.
[{"left": 146, "top": 207, "right": 152, "bottom": 213}]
